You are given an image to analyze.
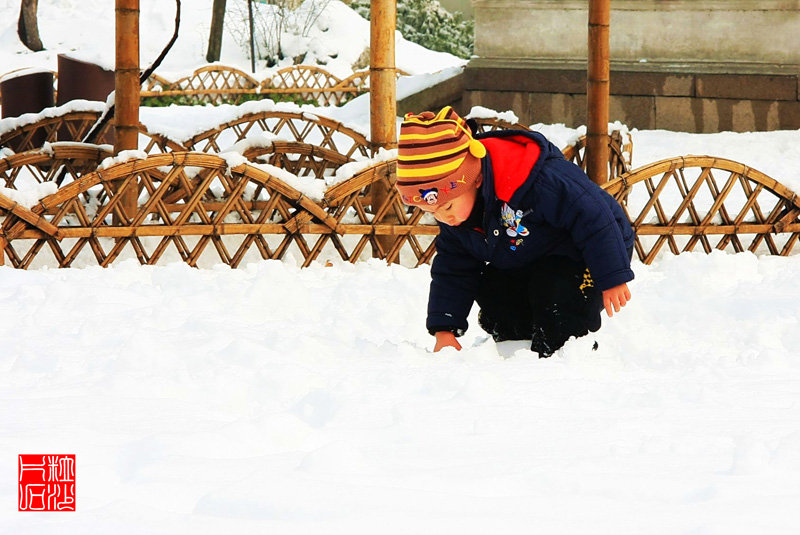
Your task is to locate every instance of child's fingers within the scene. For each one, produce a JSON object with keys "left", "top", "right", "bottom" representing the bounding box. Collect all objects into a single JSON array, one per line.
[{"left": 604, "top": 295, "right": 614, "bottom": 317}]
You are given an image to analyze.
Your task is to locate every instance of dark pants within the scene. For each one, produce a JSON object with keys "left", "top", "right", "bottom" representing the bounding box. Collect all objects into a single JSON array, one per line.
[{"left": 476, "top": 255, "right": 604, "bottom": 357}]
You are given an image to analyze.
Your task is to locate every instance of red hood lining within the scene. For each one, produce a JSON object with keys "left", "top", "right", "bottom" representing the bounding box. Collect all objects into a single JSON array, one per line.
[{"left": 480, "top": 135, "right": 540, "bottom": 203}]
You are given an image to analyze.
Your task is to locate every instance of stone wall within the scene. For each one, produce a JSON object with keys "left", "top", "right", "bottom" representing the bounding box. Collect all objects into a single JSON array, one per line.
[{"left": 466, "top": 0, "right": 800, "bottom": 132}]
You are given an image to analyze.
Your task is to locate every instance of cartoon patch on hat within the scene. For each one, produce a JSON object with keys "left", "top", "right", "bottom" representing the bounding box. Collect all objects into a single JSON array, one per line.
[{"left": 419, "top": 188, "right": 439, "bottom": 204}]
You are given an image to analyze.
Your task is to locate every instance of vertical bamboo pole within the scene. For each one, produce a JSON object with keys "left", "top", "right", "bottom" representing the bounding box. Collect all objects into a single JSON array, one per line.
[
  {"left": 115, "top": 0, "right": 140, "bottom": 219},
  {"left": 370, "top": 0, "right": 397, "bottom": 259},
  {"left": 587, "top": 0, "right": 610, "bottom": 185},
  {"left": 0, "top": 228, "right": 5, "bottom": 266}
]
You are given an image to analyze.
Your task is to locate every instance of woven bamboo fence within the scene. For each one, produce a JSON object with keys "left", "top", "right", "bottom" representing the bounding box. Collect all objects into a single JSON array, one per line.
[
  {"left": 562, "top": 129, "right": 633, "bottom": 181},
  {"left": 0, "top": 111, "right": 108, "bottom": 153},
  {"left": 1, "top": 65, "right": 400, "bottom": 107},
  {"left": 142, "top": 65, "right": 260, "bottom": 105},
  {"left": 0, "top": 107, "right": 368, "bottom": 168},
  {"left": 467, "top": 118, "right": 631, "bottom": 181},
  {"left": 0, "top": 152, "right": 434, "bottom": 269},
  {"left": 241, "top": 140, "right": 354, "bottom": 177},
  {"left": 4, "top": 150, "right": 800, "bottom": 270},
  {"left": 603, "top": 156, "right": 800, "bottom": 264},
  {"left": 183, "top": 110, "right": 372, "bottom": 160},
  {"left": 0, "top": 110, "right": 365, "bottom": 187},
  {"left": 0, "top": 110, "right": 184, "bottom": 155},
  {"left": 140, "top": 65, "right": 407, "bottom": 106},
  {"left": 263, "top": 66, "right": 379, "bottom": 106},
  {"left": 1, "top": 143, "right": 112, "bottom": 190}
]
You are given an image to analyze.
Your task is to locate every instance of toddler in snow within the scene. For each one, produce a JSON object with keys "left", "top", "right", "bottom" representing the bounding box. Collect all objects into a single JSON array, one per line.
[{"left": 395, "top": 107, "right": 635, "bottom": 357}]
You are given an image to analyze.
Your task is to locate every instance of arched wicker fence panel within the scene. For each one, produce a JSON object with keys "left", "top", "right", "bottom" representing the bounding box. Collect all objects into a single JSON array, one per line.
[
  {"left": 138, "top": 65, "right": 406, "bottom": 106},
  {"left": 265, "top": 65, "right": 350, "bottom": 106},
  {"left": 0, "top": 143, "right": 112, "bottom": 190},
  {"left": 562, "top": 130, "right": 633, "bottom": 181},
  {"left": 602, "top": 156, "right": 800, "bottom": 264},
  {"left": 8, "top": 149, "right": 799, "bottom": 270},
  {"left": 0, "top": 111, "right": 109, "bottom": 153},
  {"left": 0, "top": 152, "right": 434, "bottom": 269},
  {"left": 148, "top": 65, "right": 260, "bottom": 105},
  {"left": 184, "top": 111, "right": 372, "bottom": 160},
  {"left": 241, "top": 140, "right": 354, "bottom": 177},
  {"left": 323, "top": 159, "right": 438, "bottom": 267},
  {"left": 0, "top": 152, "right": 342, "bottom": 268},
  {"left": 0, "top": 110, "right": 185, "bottom": 155},
  {"left": 261, "top": 67, "right": 407, "bottom": 106}
]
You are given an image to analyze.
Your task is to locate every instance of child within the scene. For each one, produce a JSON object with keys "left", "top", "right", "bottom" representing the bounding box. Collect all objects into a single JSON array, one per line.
[{"left": 395, "top": 107, "right": 635, "bottom": 357}]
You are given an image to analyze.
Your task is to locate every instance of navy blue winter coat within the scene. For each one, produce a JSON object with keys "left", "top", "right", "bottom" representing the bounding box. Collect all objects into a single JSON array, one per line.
[{"left": 427, "top": 129, "right": 635, "bottom": 335}]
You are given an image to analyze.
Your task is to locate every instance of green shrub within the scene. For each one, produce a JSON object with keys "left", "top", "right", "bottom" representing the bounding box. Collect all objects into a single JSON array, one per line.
[{"left": 352, "top": 0, "right": 474, "bottom": 59}]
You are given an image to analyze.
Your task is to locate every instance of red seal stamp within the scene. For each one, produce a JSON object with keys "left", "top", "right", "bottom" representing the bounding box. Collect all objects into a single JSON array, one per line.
[{"left": 18, "top": 454, "right": 75, "bottom": 511}]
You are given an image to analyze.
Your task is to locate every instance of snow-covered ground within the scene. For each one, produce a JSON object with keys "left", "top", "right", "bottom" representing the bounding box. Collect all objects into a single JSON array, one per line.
[
  {"left": 3, "top": 1, "right": 800, "bottom": 533},
  {"left": 3, "top": 253, "right": 800, "bottom": 533}
]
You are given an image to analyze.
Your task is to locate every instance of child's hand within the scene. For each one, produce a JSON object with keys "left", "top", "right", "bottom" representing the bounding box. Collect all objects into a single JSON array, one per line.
[
  {"left": 602, "top": 283, "right": 631, "bottom": 317},
  {"left": 434, "top": 331, "right": 462, "bottom": 352}
]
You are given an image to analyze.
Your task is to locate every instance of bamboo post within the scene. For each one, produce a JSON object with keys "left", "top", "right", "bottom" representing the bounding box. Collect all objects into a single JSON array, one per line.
[
  {"left": 370, "top": 0, "right": 397, "bottom": 259},
  {"left": 115, "top": 0, "right": 140, "bottom": 219},
  {"left": 0, "top": 228, "right": 5, "bottom": 266},
  {"left": 587, "top": 0, "right": 610, "bottom": 185}
]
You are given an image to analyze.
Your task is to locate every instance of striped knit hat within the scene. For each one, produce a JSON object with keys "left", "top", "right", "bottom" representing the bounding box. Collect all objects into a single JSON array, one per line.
[{"left": 396, "top": 107, "right": 486, "bottom": 207}]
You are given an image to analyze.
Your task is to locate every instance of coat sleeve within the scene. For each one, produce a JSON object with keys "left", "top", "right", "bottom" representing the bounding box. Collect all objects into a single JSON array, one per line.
[
  {"left": 427, "top": 226, "right": 484, "bottom": 336},
  {"left": 530, "top": 158, "right": 634, "bottom": 291}
]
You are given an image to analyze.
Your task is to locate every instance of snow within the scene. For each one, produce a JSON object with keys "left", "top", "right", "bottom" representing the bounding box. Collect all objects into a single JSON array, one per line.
[
  {"left": 0, "top": 181, "right": 57, "bottom": 208},
  {"left": 99, "top": 150, "right": 149, "bottom": 170},
  {"left": 326, "top": 147, "right": 398, "bottom": 188},
  {"left": 220, "top": 133, "right": 279, "bottom": 156},
  {"left": 0, "top": 67, "right": 54, "bottom": 84},
  {"left": 0, "top": 100, "right": 106, "bottom": 138},
  {"left": 397, "top": 65, "right": 466, "bottom": 100},
  {"left": 2, "top": 254, "right": 800, "bottom": 533},
  {"left": 140, "top": 99, "right": 328, "bottom": 146},
  {"left": 3, "top": 0, "right": 800, "bottom": 533},
  {"left": 467, "top": 105, "right": 520, "bottom": 125},
  {"left": 0, "top": 0, "right": 462, "bottom": 83},
  {"left": 254, "top": 161, "right": 326, "bottom": 201}
]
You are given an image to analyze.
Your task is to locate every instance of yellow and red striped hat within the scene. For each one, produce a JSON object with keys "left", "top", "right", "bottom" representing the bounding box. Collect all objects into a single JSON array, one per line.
[{"left": 396, "top": 106, "right": 486, "bottom": 207}]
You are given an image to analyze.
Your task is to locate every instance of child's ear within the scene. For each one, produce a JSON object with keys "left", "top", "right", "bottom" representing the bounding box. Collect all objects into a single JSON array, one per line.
[{"left": 475, "top": 172, "right": 484, "bottom": 187}]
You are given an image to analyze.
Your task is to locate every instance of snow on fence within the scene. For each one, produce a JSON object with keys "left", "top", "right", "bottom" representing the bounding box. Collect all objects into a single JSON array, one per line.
[
  {"left": 0, "top": 105, "right": 184, "bottom": 155},
  {"left": 140, "top": 64, "right": 407, "bottom": 106},
  {"left": 182, "top": 110, "right": 372, "bottom": 160},
  {"left": 604, "top": 156, "right": 800, "bottom": 263},
  {"left": 0, "top": 151, "right": 433, "bottom": 269},
  {"left": 471, "top": 117, "right": 633, "bottom": 182},
  {"left": 3, "top": 114, "right": 799, "bottom": 269},
  {"left": 1, "top": 64, "right": 408, "bottom": 109}
]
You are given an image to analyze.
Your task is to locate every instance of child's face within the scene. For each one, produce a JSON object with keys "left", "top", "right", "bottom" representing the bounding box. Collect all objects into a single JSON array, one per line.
[{"left": 418, "top": 180, "right": 481, "bottom": 227}]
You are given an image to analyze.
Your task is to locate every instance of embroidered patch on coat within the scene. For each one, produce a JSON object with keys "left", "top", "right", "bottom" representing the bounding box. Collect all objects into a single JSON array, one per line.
[{"left": 500, "top": 203, "right": 529, "bottom": 246}]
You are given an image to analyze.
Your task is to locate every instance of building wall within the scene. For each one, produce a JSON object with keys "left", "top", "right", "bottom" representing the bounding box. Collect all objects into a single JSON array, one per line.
[
  {"left": 466, "top": 0, "right": 800, "bottom": 132},
  {"left": 438, "top": 0, "right": 473, "bottom": 18}
]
